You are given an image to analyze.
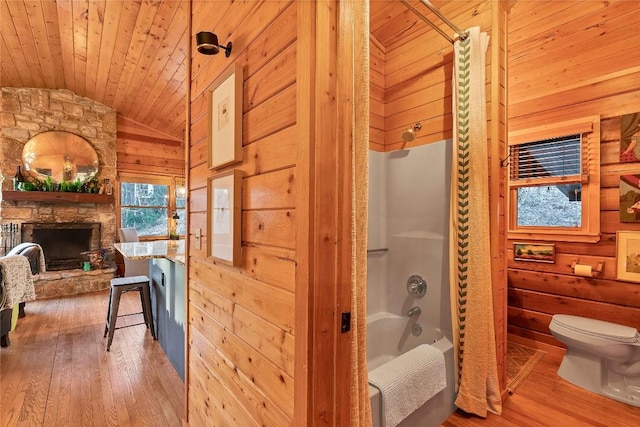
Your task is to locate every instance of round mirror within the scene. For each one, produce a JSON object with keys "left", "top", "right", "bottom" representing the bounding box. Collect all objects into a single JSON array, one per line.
[{"left": 22, "top": 131, "right": 99, "bottom": 183}]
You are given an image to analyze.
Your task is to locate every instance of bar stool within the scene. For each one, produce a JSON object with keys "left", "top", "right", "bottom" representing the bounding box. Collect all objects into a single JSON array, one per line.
[{"left": 104, "top": 275, "right": 156, "bottom": 351}]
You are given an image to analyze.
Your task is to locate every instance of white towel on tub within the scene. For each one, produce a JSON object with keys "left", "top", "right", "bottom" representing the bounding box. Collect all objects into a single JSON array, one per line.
[{"left": 368, "top": 344, "right": 446, "bottom": 427}]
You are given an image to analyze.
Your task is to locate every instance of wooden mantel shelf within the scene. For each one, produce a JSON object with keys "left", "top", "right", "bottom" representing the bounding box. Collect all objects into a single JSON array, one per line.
[{"left": 2, "top": 190, "right": 114, "bottom": 204}]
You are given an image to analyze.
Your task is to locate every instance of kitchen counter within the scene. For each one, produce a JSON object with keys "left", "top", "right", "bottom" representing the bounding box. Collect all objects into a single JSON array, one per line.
[
  {"left": 114, "top": 239, "right": 185, "bottom": 265},
  {"left": 113, "top": 239, "right": 185, "bottom": 380}
]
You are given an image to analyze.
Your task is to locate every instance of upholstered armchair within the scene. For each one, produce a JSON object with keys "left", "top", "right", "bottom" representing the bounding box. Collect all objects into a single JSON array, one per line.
[
  {"left": 0, "top": 243, "right": 45, "bottom": 347},
  {"left": 117, "top": 228, "right": 149, "bottom": 277}
]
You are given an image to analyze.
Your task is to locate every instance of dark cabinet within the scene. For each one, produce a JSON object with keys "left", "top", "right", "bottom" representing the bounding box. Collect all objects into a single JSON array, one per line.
[{"left": 149, "top": 258, "right": 185, "bottom": 381}]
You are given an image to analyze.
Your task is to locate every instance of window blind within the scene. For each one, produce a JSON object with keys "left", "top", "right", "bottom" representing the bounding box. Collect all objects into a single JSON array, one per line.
[{"left": 510, "top": 134, "right": 582, "bottom": 182}]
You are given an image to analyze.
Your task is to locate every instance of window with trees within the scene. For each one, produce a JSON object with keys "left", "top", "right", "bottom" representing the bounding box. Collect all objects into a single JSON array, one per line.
[
  {"left": 119, "top": 173, "right": 184, "bottom": 239},
  {"left": 174, "top": 178, "right": 186, "bottom": 237},
  {"left": 508, "top": 117, "right": 601, "bottom": 242}
]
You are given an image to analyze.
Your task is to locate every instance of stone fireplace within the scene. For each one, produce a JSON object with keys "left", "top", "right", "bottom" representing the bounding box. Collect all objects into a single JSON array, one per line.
[
  {"left": 22, "top": 222, "right": 101, "bottom": 271},
  {"left": 0, "top": 88, "right": 117, "bottom": 297}
]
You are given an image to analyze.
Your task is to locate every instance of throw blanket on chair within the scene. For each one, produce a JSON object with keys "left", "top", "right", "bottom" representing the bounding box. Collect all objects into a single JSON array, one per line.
[
  {"left": 0, "top": 256, "right": 36, "bottom": 310},
  {"left": 7, "top": 243, "right": 46, "bottom": 275}
]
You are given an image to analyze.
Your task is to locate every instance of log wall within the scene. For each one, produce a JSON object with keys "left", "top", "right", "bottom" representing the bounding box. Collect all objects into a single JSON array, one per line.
[{"left": 507, "top": 0, "right": 640, "bottom": 351}]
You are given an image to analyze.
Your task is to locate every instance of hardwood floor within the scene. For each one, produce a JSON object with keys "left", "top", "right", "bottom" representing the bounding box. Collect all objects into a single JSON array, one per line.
[
  {"left": 443, "top": 351, "right": 640, "bottom": 427},
  {"left": 3, "top": 292, "right": 640, "bottom": 426},
  {"left": 0, "top": 291, "right": 184, "bottom": 427}
]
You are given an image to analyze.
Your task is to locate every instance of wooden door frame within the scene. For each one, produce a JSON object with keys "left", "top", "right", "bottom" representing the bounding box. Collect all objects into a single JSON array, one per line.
[{"left": 294, "top": 0, "right": 367, "bottom": 425}]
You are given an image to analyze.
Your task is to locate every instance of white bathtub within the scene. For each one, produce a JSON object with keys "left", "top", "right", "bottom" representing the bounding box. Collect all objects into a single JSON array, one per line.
[{"left": 368, "top": 312, "right": 456, "bottom": 427}]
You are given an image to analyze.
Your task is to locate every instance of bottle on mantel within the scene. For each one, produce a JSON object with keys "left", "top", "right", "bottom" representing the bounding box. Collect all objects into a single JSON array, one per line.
[{"left": 13, "top": 166, "right": 25, "bottom": 190}]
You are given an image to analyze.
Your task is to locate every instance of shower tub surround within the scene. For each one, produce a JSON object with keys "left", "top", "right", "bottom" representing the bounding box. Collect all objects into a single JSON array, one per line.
[
  {"left": 367, "top": 313, "right": 455, "bottom": 427},
  {"left": 367, "top": 140, "right": 456, "bottom": 426}
]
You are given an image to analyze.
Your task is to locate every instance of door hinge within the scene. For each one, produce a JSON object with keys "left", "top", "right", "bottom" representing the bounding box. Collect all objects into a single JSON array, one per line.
[{"left": 341, "top": 312, "right": 351, "bottom": 333}]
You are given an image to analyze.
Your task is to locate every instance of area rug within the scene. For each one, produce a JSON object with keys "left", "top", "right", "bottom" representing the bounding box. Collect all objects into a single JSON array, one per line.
[{"left": 506, "top": 341, "right": 546, "bottom": 394}]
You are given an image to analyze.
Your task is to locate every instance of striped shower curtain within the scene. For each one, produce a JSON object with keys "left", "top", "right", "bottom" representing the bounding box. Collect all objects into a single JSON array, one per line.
[
  {"left": 449, "top": 26, "right": 502, "bottom": 417},
  {"left": 351, "top": 0, "right": 372, "bottom": 425}
]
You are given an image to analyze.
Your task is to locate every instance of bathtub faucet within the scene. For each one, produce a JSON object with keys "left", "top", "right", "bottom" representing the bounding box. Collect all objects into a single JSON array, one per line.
[{"left": 407, "top": 306, "right": 421, "bottom": 317}]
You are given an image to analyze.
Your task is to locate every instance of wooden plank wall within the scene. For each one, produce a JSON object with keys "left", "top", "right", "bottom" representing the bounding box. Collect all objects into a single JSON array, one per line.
[
  {"left": 114, "top": 114, "right": 185, "bottom": 274},
  {"left": 187, "top": 2, "right": 297, "bottom": 426},
  {"left": 490, "top": 0, "right": 509, "bottom": 394},
  {"left": 507, "top": 0, "right": 640, "bottom": 351},
  {"left": 370, "top": 35, "right": 385, "bottom": 152},
  {"left": 376, "top": 1, "right": 493, "bottom": 151},
  {"left": 116, "top": 114, "right": 184, "bottom": 176}
]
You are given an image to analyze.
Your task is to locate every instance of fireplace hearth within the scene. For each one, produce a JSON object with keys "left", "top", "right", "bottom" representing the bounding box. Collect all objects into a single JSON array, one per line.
[{"left": 21, "top": 222, "right": 101, "bottom": 271}]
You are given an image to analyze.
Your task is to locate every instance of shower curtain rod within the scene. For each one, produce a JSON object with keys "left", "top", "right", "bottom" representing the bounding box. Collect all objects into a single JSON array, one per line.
[{"left": 400, "top": 0, "right": 468, "bottom": 44}]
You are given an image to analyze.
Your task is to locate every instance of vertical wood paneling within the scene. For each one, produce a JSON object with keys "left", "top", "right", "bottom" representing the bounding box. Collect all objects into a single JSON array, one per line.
[
  {"left": 136, "top": 26, "right": 188, "bottom": 125},
  {"left": 24, "top": 0, "right": 58, "bottom": 88},
  {"left": 110, "top": 1, "right": 160, "bottom": 111},
  {"left": 100, "top": 0, "right": 141, "bottom": 107},
  {"left": 1, "top": 2, "right": 29, "bottom": 87},
  {"left": 507, "top": 1, "right": 640, "bottom": 349},
  {"left": 84, "top": 0, "right": 105, "bottom": 98},
  {"left": 71, "top": 0, "right": 89, "bottom": 97},
  {"left": 6, "top": 0, "right": 46, "bottom": 87},
  {"left": 128, "top": 1, "right": 186, "bottom": 123},
  {"left": 293, "top": 2, "right": 314, "bottom": 424},
  {"left": 92, "top": 0, "right": 123, "bottom": 103},
  {"left": 490, "top": 0, "right": 509, "bottom": 393}
]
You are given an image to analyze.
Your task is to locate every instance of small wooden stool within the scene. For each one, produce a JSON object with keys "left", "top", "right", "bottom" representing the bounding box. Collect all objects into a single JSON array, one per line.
[{"left": 104, "top": 275, "right": 156, "bottom": 351}]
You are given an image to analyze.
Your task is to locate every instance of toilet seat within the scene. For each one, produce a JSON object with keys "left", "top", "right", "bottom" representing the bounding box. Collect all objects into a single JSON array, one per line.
[{"left": 550, "top": 314, "right": 639, "bottom": 344}]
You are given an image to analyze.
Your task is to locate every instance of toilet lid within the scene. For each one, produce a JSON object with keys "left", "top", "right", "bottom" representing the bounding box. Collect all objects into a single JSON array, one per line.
[{"left": 552, "top": 314, "right": 638, "bottom": 343}]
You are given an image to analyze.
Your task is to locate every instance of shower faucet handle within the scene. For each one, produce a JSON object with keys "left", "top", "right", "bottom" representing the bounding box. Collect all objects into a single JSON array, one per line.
[
  {"left": 406, "top": 274, "right": 427, "bottom": 297},
  {"left": 407, "top": 306, "right": 421, "bottom": 317}
]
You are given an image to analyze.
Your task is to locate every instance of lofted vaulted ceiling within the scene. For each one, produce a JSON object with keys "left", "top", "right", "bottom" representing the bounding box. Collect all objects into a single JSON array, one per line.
[
  {"left": 1, "top": 0, "right": 459, "bottom": 141},
  {"left": 1, "top": 0, "right": 188, "bottom": 140}
]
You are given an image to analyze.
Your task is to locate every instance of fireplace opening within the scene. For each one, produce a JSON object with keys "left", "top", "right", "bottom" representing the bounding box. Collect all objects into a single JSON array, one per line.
[{"left": 21, "top": 222, "right": 101, "bottom": 271}]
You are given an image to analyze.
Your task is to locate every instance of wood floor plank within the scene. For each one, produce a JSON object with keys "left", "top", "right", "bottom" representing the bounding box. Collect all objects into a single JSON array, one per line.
[
  {"left": 443, "top": 351, "right": 640, "bottom": 426},
  {"left": 5, "top": 292, "right": 640, "bottom": 426},
  {"left": 0, "top": 291, "right": 184, "bottom": 427}
]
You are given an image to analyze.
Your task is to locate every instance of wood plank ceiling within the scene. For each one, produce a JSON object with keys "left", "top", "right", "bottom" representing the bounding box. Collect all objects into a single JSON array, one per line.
[
  {"left": 1, "top": 0, "right": 188, "bottom": 140},
  {"left": 0, "top": 0, "right": 453, "bottom": 141},
  {"left": 370, "top": 0, "right": 459, "bottom": 49}
]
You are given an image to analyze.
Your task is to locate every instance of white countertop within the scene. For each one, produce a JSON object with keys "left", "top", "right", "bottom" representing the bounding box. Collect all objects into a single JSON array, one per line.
[{"left": 114, "top": 239, "right": 185, "bottom": 265}]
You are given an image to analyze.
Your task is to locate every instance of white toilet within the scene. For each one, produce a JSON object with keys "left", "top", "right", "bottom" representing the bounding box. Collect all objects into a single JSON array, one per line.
[{"left": 549, "top": 314, "right": 640, "bottom": 407}]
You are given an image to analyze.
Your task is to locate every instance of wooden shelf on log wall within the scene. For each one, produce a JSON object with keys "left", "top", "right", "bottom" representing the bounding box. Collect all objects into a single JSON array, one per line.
[{"left": 2, "top": 191, "right": 114, "bottom": 204}]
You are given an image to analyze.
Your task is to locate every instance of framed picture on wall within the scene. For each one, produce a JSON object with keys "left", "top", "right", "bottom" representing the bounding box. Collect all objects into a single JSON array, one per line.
[
  {"left": 616, "top": 231, "right": 640, "bottom": 282},
  {"left": 620, "top": 174, "right": 640, "bottom": 223},
  {"left": 513, "top": 242, "right": 555, "bottom": 263},
  {"left": 619, "top": 112, "right": 640, "bottom": 163},
  {"left": 207, "top": 63, "right": 243, "bottom": 170},
  {"left": 207, "top": 170, "right": 243, "bottom": 266}
]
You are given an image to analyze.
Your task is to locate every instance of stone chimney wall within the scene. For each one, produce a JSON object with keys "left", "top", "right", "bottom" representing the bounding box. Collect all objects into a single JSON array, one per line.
[{"left": 0, "top": 87, "right": 117, "bottom": 256}]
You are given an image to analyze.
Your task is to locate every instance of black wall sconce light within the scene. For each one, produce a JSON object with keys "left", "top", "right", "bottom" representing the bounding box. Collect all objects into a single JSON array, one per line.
[{"left": 196, "top": 32, "right": 232, "bottom": 57}]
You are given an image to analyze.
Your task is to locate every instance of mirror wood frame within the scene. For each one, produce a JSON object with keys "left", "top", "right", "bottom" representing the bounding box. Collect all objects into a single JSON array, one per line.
[{"left": 22, "top": 131, "right": 100, "bottom": 183}]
